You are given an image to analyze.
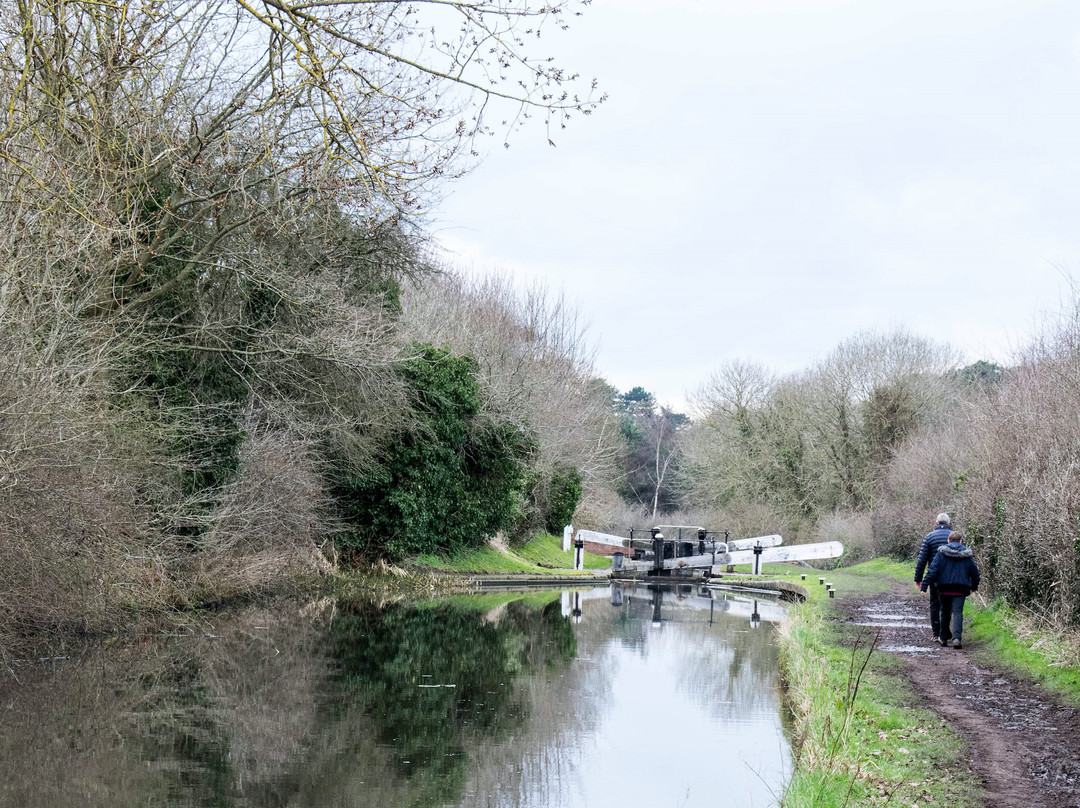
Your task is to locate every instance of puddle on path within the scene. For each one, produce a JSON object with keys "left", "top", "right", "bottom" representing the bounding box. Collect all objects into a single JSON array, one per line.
[{"left": 878, "top": 645, "right": 943, "bottom": 655}]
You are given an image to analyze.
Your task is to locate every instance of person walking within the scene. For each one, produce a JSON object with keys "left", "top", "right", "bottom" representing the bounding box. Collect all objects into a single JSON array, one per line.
[
  {"left": 914, "top": 513, "right": 953, "bottom": 642},
  {"left": 920, "top": 531, "right": 980, "bottom": 648}
]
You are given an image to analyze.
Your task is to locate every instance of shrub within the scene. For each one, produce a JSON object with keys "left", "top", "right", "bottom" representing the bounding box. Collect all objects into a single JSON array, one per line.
[
  {"left": 870, "top": 505, "right": 935, "bottom": 561},
  {"left": 509, "top": 464, "right": 584, "bottom": 543},
  {"left": 331, "top": 344, "right": 534, "bottom": 561},
  {"left": 955, "top": 357, "right": 1080, "bottom": 624},
  {"left": 0, "top": 318, "right": 178, "bottom": 647},
  {"left": 544, "top": 465, "right": 583, "bottom": 534},
  {"left": 187, "top": 424, "right": 335, "bottom": 603},
  {"left": 815, "top": 511, "right": 873, "bottom": 566}
]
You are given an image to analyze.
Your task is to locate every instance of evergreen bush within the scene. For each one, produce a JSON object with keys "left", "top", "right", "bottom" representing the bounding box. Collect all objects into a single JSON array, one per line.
[{"left": 333, "top": 344, "right": 534, "bottom": 561}]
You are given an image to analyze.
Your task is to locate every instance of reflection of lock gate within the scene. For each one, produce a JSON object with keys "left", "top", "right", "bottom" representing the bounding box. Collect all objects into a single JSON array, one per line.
[
  {"left": 561, "top": 584, "right": 790, "bottom": 627},
  {"left": 573, "top": 526, "right": 843, "bottom": 576}
]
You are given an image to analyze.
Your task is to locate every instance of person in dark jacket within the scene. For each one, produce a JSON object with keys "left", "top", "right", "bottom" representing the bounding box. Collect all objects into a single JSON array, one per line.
[
  {"left": 920, "top": 531, "right": 980, "bottom": 648},
  {"left": 914, "top": 513, "right": 953, "bottom": 641}
]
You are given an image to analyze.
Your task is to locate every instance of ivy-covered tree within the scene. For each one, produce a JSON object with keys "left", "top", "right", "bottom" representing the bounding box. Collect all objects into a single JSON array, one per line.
[
  {"left": 521, "top": 464, "right": 583, "bottom": 537},
  {"left": 544, "top": 465, "right": 584, "bottom": 533},
  {"left": 333, "top": 344, "right": 534, "bottom": 560}
]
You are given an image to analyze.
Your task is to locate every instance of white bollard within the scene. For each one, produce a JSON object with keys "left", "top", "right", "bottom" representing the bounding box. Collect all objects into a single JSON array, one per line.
[{"left": 563, "top": 524, "right": 573, "bottom": 553}]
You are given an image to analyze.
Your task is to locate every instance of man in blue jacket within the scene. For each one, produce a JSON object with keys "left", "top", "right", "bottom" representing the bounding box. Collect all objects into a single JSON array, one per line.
[
  {"left": 920, "top": 531, "right": 980, "bottom": 648},
  {"left": 914, "top": 512, "right": 952, "bottom": 641}
]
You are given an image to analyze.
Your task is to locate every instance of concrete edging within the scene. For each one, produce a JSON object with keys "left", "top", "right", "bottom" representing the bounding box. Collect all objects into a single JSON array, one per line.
[{"left": 705, "top": 578, "right": 808, "bottom": 602}]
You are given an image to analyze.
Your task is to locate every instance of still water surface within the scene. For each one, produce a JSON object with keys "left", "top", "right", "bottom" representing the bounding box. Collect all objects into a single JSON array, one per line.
[{"left": 1, "top": 583, "right": 790, "bottom": 808}]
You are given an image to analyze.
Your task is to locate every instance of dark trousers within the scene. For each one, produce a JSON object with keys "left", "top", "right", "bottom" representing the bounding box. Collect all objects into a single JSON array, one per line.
[
  {"left": 938, "top": 593, "right": 967, "bottom": 642},
  {"left": 928, "top": 584, "right": 941, "bottom": 638}
]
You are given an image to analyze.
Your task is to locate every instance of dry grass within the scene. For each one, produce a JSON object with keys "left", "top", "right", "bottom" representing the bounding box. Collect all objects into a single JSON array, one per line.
[{"left": 1007, "top": 607, "right": 1080, "bottom": 671}]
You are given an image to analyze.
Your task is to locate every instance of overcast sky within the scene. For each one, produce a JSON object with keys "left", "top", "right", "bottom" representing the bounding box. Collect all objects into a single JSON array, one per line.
[{"left": 432, "top": 0, "right": 1080, "bottom": 409}]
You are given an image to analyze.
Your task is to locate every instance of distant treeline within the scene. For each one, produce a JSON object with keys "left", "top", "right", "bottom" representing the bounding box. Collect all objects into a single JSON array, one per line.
[{"left": 676, "top": 315, "right": 1080, "bottom": 629}]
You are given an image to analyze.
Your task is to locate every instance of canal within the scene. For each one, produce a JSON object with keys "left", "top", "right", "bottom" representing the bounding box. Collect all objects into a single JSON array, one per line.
[{"left": 0, "top": 583, "right": 790, "bottom": 808}]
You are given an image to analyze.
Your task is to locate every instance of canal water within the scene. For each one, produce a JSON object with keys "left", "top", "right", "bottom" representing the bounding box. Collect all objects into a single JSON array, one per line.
[{"left": 0, "top": 583, "right": 790, "bottom": 808}]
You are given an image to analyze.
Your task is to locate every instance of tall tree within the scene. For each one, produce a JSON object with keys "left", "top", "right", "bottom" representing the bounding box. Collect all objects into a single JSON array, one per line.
[
  {"left": 808, "top": 329, "right": 959, "bottom": 508},
  {"left": 1, "top": 0, "right": 604, "bottom": 319},
  {"left": 0, "top": 0, "right": 605, "bottom": 520},
  {"left": 614, "top": 387, "right": 687, "bottom": 517}
]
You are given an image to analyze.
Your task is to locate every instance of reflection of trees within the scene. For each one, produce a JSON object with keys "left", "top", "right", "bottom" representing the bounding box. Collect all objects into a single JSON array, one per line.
[
  {"left": 451, "top": 588, "right": 788, "bottom": 808},
  {"left": 137, "top": 657, "right": 236, "bottom": 806},
  {"left": 593, "top": 586, "right": 786, "bottom": 722},
  {"left": 0, "top": 597, "right": 579, "bottom": 808},
  {"left": 0, "top": 589, "right": 787, "bottom": 808},
  {"left": 672, "top": 620, "right": 784, "bottom": 724},
  {"left": 0, "top": 604, "right": 335, "bottom": 808},
  {"left": 326, "top": 599, "right": 576, "bottom": 808},
  {"left": 452, "top": 598, "right": 613, "bottom": 808}
]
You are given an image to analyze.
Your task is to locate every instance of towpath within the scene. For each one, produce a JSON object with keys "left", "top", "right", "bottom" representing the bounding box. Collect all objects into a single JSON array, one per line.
[{"left": 837, "top": 581, "right": 1080, "bottom": 808}]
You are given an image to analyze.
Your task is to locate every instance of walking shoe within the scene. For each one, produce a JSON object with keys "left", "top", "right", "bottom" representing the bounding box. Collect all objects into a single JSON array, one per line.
[
  {"left": 939, "top": 637, "right": 950, "bottom": 646},
  {"left": 952, "top": 638, "right": 962, "bottom": 649}
]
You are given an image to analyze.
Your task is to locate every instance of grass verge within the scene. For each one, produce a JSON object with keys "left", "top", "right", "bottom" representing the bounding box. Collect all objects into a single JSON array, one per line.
[
  {"left": 722, "top": 558, "right": 905, "bottom": 601},
  {"left": 513, "top": 533, "right": 611, "bottom": 570},
  {"left": 967, "top": 597, "right": 1080, "bottom": 706}
]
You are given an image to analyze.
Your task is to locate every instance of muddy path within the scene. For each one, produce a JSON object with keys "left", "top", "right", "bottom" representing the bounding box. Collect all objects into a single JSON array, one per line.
[{"left": 836, "top": 582, "right": 1080, "bottom": 808}]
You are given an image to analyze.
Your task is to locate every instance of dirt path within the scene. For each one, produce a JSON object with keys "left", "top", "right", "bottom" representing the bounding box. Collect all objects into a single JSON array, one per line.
[{"left": 836, "top": 582, "right": 1080, "bottom": 808}]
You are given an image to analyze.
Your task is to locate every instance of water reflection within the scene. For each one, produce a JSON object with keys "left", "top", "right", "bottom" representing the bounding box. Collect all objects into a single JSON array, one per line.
[
  {"left": 0, "top": 585, "right": 788, "bottom": 808},
  {"left": 327, "top": 597, "right": 575, "bottom": 807}
]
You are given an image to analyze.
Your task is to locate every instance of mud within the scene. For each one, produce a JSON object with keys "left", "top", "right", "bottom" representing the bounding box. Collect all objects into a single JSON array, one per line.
[{"left": 837, "top": 582, "right": 1080, "bottom": 808}]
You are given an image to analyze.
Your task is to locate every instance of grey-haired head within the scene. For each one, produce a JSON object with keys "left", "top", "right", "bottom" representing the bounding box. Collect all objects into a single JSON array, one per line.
[{"left": 936, "top": 512, "right": 951, "bottom": 526}]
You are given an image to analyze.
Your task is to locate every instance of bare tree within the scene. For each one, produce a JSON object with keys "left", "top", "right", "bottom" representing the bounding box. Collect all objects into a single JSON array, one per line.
[
  {"left": 806, "top": 328, "right": 960, "bottom": 509},
  {"left": 647, "top": 407, "right": 684, "bottom": 518},
  {"left": 1, "top": 0, "right": 603, "bottom": 316},
  {"left": 690, "top": 360, "right": 775, "bottom": 424},
  {"left": 683, "top": 330, "right": 960, "bottom": 537}
]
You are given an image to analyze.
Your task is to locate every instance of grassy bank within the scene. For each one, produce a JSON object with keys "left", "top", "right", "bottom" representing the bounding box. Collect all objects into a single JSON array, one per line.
[
  {"left": 966, "top": 597, "right": 1080, "bottom": 705},
  {"left": 411, "top": 532, "right": 611, "bottom": 575}
]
